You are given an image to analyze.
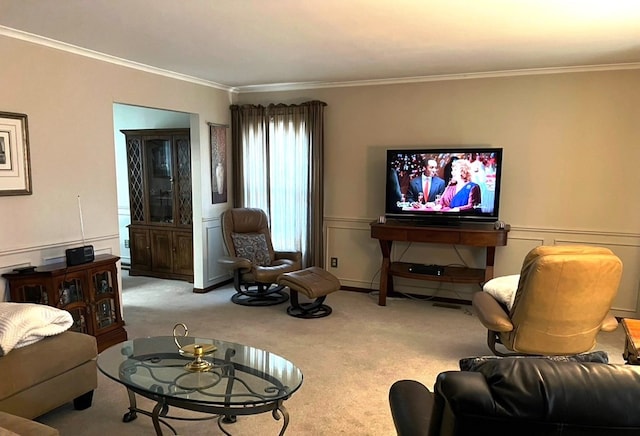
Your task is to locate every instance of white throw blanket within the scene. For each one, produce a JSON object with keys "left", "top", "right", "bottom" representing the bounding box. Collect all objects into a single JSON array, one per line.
[{"left": 0, "top": 302, "right": 73, "bottom": 356}]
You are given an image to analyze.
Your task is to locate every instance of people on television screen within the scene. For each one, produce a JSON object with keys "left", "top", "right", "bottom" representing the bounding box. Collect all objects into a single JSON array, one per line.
[
  {"left": 443, "top": 155, "right": 459, "bottom": 184},
  {"left": 470, "top": 153, "right": 491, "bottom": 213},
  {"left": 407, "top": 158, "right": 446, "bottom": 203},
  {"left": 440, "top": 159, "right": 481, "bottom": 211},
  {"left": 386, "top": 167, "right": 403, "bottom": 211}
]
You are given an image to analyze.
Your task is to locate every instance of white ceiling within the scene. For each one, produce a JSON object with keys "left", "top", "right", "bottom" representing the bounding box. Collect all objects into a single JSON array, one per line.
[{"left": 1, "top": 0, "right": 640, "bottom": 91}]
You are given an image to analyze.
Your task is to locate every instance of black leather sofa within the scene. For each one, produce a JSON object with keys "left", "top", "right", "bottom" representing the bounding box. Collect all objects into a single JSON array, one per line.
[{"left": 389, "top": 358, "right": 640, "bottom": 436}]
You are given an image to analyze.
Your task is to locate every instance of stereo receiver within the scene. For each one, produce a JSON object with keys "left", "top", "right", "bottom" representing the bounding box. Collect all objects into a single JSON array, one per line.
[{"left": 65, "top": 245, "right": 95, "bottom": 266}]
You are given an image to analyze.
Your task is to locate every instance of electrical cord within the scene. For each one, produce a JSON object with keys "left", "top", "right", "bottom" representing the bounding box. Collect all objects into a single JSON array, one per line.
[
  {"left": 452, "top": 245, "right": 469, "bottom": 267},
  {"left": 367, "top": 242, "right": 481, "bottom": 302}
]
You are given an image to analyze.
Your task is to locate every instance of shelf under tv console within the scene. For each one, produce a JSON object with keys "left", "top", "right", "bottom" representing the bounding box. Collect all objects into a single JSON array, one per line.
[{"left": 370, "top": 220, "right": 510, "bottom": 306}]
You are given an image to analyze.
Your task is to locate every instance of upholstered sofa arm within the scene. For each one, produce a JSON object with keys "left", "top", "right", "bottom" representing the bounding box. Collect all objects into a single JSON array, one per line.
[
  {"left": 435, "top": 359, "right": 640, "bottom": 432},
  {"left": 217, "top": 255, "right": 252, "bottom": 270},
  {"left": 389, "top": 380, "right": 433, "bottom": 436},
  {"left": 274, "top": 251, "right": 302, "bottom": 263},
  {"left": 472, "top": 291, "right": 514, "bottom": 332},
  {"left": 0, "top": 411, "right": 59, "bottom": 436},
  {"left": 391, "top": 359, "right": 640, "bottom": 436}
]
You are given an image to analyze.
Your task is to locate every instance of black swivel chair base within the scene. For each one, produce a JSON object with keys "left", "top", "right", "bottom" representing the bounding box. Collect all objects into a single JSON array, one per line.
[
  {"left": 231, "top": 284, "right": 289, "bottom": 307},
  {"left": 287, "top": 293, "right": 332, "bottom": 319}
]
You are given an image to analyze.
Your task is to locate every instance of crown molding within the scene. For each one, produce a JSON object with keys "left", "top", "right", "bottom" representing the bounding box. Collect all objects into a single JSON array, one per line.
[
  {"left": 236, "top": 62, "right": 640, "bottom": 93},
  {"left": 0, "top": 26, "right": 235, "bottom": 92},
  {"left": 2, "top": 25, "right": 639, "bottom": 95}
]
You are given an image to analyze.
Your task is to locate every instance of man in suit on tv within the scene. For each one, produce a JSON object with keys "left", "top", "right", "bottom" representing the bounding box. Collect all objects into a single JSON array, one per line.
[{"left": 407, "top": 158, "right": 446, "bottom": 203}]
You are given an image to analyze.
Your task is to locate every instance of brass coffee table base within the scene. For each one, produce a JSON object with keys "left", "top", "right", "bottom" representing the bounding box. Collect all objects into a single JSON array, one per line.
[{"left": 122, "top": 386, "right": 290, "bottom": 436}]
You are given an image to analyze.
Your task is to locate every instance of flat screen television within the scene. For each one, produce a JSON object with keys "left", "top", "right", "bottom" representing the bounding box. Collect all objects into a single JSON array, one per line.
[{"left": 385, "top": 147, "right": 503, "bottom": 225}]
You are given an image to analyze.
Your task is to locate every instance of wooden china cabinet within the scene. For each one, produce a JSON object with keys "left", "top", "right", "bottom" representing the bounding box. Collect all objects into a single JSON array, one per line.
[
  {"left": 2, "top": 254, "right": 128, "bottom": 352},
  {"left": 122, "top": 129, "right": 193, "bottom": 282}
]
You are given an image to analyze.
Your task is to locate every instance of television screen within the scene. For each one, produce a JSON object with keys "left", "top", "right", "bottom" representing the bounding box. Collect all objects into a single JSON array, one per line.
[{"left": 385, "top": 147, "right": 503, "bottom": 224}]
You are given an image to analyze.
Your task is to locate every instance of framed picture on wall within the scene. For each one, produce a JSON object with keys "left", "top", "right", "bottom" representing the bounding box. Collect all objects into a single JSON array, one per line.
[
  {"left": 0, "top": 112, "right": 32, "bottom": 196},
  {"left": 209, "top": 123, "right": 228, "bottom": 204}
]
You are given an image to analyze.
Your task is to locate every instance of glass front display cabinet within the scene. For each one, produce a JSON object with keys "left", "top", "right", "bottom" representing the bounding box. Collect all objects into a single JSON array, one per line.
[{"left": 2, "top": 254, "right": 128, "bottom": 352}]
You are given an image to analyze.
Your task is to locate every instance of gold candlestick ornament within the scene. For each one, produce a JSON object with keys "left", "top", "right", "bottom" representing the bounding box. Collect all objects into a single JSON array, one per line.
[{"left": 173, "top": 323, "right": 216, "bottom": 372}]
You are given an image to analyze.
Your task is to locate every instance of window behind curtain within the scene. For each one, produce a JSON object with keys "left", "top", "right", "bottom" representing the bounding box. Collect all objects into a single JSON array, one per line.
[
  {"left": 239, "top": 109, "right": 309, "bottom": 257},
  {"left": 231, "top": 101, "right": 326, "bottom": 267}
]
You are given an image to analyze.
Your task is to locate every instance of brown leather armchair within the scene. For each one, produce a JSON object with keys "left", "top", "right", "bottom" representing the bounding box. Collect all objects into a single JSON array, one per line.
[
  {"left": 473, "top": 245, "right": 622, "bottom": 356},
  {"left": 219, "top": 208, "right": 302, "bottom": 306}
]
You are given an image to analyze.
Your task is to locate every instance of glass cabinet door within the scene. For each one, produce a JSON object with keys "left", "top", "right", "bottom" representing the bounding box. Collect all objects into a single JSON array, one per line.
[
  {"left": 67, "top": 307, "right": 89, "bottom": 334},
  {"left": 93, "top": 270, "right": 113, "bottom": 295},
  {"left": 58, "top": 277, "right": 84, "bottom": 307},
  {"left": 175, "top": 135, "right": 192, "bottom": 226},
  {"left": 94, "top": 297, "right": 116, "bottom": 330},
  {"left": 91, "top": 269, "right": 118, "bottom": 331},
  {"left": 56, "top": 276, "right": 90, "bottom": 334},
  {"left": 145, "top": 139, "right": 173, "bottom": 223},
  {"left": 15, "top": 284, "right": 48, "bottom": 305}
]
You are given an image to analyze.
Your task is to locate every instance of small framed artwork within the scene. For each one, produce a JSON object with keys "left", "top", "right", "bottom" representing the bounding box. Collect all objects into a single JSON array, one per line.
[
  {"left": 0, "top": 112, "right": 32, "bottom": 195},
  {"left": 209, "top": 123, "right": 228, "bottom": 204}
]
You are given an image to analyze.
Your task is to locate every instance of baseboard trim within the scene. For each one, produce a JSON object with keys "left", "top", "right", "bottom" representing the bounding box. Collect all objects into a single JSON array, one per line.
[{"left": 193, "top": 278, "right": 233, "bottom": 294}]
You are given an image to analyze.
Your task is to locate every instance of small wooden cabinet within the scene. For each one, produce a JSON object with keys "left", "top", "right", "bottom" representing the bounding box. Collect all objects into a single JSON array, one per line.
[
  {"left": 127, "top": 225, "right": 194, "bottom": 281},
  {"left": 2, "top": 254, "right": 128, "bottom": 352},
  {"left": 122, "top": 128, "right": 193, "bottom": 282}
]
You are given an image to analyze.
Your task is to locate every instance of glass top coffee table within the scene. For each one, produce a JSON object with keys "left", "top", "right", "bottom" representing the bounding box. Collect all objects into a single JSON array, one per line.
[{"left": 97, "top": 335, "right": 303, "bottom": 435}]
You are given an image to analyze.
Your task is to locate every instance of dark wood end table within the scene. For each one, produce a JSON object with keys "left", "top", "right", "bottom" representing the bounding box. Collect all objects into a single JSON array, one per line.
[{"left": 622, "top": 318, "right": 640, "bottom": 364}]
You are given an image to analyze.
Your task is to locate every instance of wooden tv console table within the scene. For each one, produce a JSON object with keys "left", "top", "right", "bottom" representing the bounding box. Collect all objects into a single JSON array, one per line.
[{"left": 370, "top": 220, "right": 509, "bottom": 306}]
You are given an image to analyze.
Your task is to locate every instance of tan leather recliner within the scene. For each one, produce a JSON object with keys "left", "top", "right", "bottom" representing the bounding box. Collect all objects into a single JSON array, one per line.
[
  {"left": 218, "top": 208, "right": 302, "bottom": 306},
  {"left": 473, "top": 245, "right": 623, "bottom": 356}
]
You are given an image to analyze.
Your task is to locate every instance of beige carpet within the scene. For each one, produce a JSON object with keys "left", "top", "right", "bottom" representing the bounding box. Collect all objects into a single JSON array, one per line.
[{"left": 38, "top": 272, "right": 627, "bottom": 435}]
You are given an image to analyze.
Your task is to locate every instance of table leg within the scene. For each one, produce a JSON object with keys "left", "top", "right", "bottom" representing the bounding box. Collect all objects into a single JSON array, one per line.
[
  {"left": 150, "top": 400, "right": 176, "bottom": 435},
  {"left": 378, "top": 240, "right": 393, "bottom": 306},
  {"left": 152, "top": 401, "right": 165, "bottom": 435},
  {"left": 273, "top": 400, "right": 290, "bottom": 436},
  {"left": 485, "top": 246, "right": 496, "bottom": 283},
  {"left": 222, "top": 348, "right": 237, "bottom": 424},
  {"left": 122, "top": 388, "right": 138, "bottom": 422}
]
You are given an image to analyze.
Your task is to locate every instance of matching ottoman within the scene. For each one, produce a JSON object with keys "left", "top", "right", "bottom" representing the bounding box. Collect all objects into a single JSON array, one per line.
[{"left": 278, "top": 267, "right": 341, "bottom": 318}]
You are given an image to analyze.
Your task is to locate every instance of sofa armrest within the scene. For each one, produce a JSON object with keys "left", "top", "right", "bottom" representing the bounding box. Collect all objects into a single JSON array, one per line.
[
  {"left": 0, "top": 411, "right": 59, "bottom": 436},
  {"left": 472, "top": 291, "right": 514, "bottom": 332},
  {"left": 274, "top": 251, "right": 302, "bottom": 263},
  {"left": 389, "top": 380, "right": 433, "bottom": 436},
  {"left": 455, "top": 359, "right": 640, "bottom": 428}
]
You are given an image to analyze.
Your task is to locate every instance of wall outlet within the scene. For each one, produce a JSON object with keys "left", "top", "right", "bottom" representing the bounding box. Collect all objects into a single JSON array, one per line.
[
  {"left": 330, "top": 257, "right": 338, "bottom": 268},
  {"left": 124, "top": 239, "right": 130, "bottom": 248}
]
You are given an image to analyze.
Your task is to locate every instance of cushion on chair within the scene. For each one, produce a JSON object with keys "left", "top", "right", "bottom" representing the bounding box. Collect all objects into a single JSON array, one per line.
[
  {"left": 278, "top": 267, "right": 341, "bottom": 299},
  {"left": 482, "top": 274, "right": 520, "bottom": 310},
  {"left": 231, "top": 233, "right": 272, "bottom": 266}
]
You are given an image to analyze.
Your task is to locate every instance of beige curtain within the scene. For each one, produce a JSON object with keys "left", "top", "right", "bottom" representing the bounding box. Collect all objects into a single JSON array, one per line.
[{"left": 230, "top": 101, "right": 327, "bottom": 267}]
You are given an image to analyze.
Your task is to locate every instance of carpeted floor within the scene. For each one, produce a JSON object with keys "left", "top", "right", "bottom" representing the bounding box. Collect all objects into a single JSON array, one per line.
[{"left": 38, "top": 272, "right": 627, "bottom": 435}]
